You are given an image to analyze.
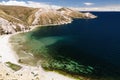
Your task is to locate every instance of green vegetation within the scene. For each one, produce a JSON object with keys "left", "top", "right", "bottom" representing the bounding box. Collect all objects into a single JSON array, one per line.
[{"left": 5, "top": 62, "right": 22, "bottom": 71}]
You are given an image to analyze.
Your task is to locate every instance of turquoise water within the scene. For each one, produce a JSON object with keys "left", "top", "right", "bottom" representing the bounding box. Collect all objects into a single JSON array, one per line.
[
  {"left": 10, "top": 27, "right": 95, "bottom": 76},
  {"left": 10, "top": 12, "right": 120, "bottom": 79}
]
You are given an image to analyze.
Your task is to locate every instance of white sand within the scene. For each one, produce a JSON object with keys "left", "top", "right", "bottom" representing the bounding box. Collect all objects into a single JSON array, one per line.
[
  {"left": 0, "top": 35, "right": 19, "bottom": 64},
  {"left": 0, "top": 34, "right": 77, "bottom": 80}
]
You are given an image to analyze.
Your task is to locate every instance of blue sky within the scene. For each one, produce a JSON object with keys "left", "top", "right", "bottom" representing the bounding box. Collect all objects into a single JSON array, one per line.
[
  {"left": 1, "top": 0, "right": 120, "bottom": 11},
  {"left": 2, "top": 0, "right": 120, "bottom": 7},
  {"left": 21, "top": 0, "right": 120, "bottom": 7},
  {"left": 1, "top": 0, "right": 120, "bottom": 8}
]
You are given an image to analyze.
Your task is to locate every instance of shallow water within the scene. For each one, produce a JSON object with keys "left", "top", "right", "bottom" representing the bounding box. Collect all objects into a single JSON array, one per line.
[{"left": 10, "top": 12, "right": 120, "bottom": 79}]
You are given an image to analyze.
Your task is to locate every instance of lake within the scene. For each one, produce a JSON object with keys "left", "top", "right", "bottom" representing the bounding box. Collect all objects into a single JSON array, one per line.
[{"left": 11, "top": 12, "right": 120, "bottom": 79}]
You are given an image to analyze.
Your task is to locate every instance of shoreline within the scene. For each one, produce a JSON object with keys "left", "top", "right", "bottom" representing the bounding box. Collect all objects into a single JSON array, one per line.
[
  {"left": 0, "top": 13, "right": 97, "bottom": 80},
  {"left": 0, "top": 35, "right": 19, "bottom": 64},
  {"left": 0, "top": 62, "right": 76, "bottom": 80},
  {"left": 0, "top": 31, "right": 119, "bottom": 80},
  {"left": 0, "top": 27, "right": 79, "bottom": 80}
]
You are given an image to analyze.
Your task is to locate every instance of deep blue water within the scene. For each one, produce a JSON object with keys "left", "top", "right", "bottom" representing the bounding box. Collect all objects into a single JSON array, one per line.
[{"left": 32, "top": 12, "right": 120, "bottom": 74}]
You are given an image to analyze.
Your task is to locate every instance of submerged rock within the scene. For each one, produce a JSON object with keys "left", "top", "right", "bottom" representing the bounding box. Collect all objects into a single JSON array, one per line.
[{"left": 41, "top": 56, "right": 94, "bottom": 75}]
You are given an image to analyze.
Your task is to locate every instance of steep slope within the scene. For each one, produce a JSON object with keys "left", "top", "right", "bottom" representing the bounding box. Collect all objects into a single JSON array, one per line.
[
  {"left": 0, "top": 17, "right": 27, "bottom": 34},
  {"left": 0, "top": 5, "right": 97, "bottom": 35},
  {"left": 0, "top": 5, "right": 36, "bottom": 24},
  {"left": 0, "top": 5, "right": 35, "bottom": 34},
  {"left": 31, "top": 8, "right": 72, "bottom": 25}
]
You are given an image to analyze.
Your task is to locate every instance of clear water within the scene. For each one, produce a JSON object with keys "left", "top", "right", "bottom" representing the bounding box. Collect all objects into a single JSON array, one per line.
[
  {"left": 32, "top": 12, "right": 120, "bottom": 66},
  {"left": 11, "top": 12, "right": 120, "bottom": 79}
]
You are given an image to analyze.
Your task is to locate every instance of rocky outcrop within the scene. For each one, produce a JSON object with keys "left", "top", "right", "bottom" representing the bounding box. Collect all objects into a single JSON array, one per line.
[{"left": 0, "top": 17, "right": 29, "bottom": 34}]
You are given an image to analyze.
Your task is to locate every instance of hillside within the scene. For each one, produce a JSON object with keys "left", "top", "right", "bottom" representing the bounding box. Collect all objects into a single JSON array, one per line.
[{"left": 0, "top": 5, "right": 97, "bottom": 34}]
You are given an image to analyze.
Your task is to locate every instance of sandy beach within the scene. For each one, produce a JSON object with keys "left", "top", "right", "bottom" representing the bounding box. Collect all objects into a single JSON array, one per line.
[
  {"left": 0, "top": 35, "right": 19, "bottom": 64},
  {"left": 0, "top": 34, "right": 77, "bottom": 80}
]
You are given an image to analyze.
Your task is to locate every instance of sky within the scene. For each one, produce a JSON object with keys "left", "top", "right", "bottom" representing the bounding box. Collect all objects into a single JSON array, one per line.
[
  {"left": 0, "top": 0, "right": 120, "bottom": 11},
  {"left": 31, "top": 0, "right": 120, "bottom": 7}
]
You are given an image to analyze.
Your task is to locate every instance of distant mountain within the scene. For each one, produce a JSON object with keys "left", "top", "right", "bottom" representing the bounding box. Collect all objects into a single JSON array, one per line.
[{"left": 0, "top": 5, "right": 97, "bottom": 34}]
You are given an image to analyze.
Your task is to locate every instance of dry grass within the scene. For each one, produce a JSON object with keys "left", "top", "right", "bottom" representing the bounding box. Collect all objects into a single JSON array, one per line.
[
  {"left": 0, "top": 5, "right": 37, "bottom": 25},
  {"left": 57, "top": 7, "right": 86, "bottom": 18},
  {"left": 0, "top": 5, "right": 87, "bottom": 26}
]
